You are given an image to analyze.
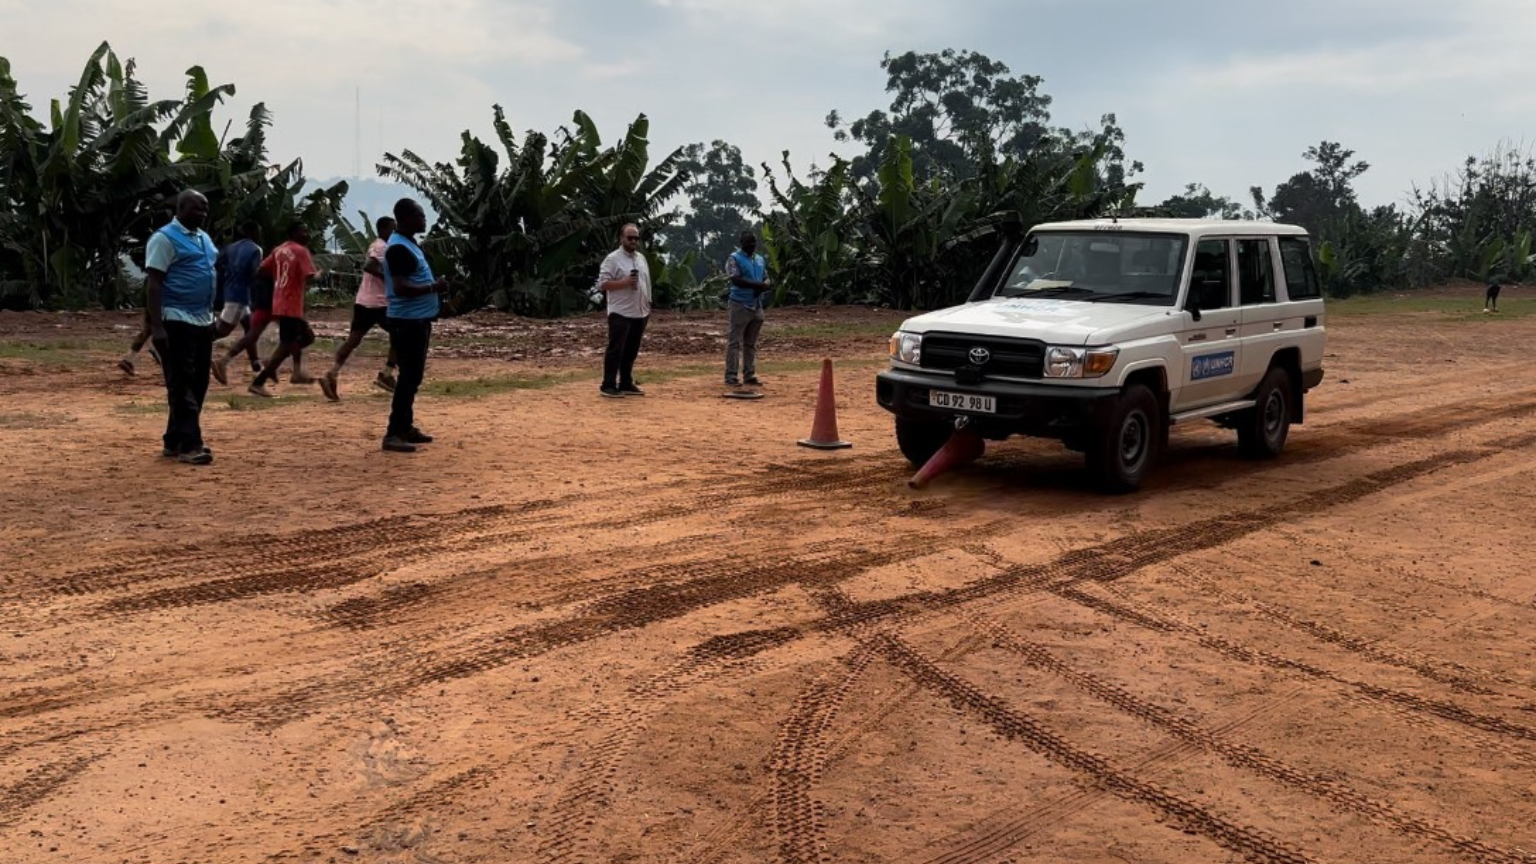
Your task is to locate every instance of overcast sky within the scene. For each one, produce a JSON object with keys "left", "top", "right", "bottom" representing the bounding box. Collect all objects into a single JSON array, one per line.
[{"left": 6, "top": 0, "right": 1535, "bottom": 211}]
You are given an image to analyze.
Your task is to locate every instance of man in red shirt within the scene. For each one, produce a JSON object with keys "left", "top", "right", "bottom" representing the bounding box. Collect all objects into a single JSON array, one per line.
[{"left": 248, "top": 222, "right": 321, "bottom": 398}]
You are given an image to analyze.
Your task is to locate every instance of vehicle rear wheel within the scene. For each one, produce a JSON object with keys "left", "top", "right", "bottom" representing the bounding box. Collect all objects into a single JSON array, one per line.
[
  {"left": 896, "top": 416, "right": 952, "bottom": 467},
  {"left": 1237, "top": 366, "right": 1292, "bottom": 459},
  {"left": 1086, "top": 384, "right": 1161, "bottom": 492}
]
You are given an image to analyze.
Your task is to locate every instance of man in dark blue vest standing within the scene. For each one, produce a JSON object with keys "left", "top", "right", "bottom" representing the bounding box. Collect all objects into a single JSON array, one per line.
[
  {"left": 146, "top": 190, "right": 218, "bottom": 465},
  {"left": 724, "top": 230, "right": 770, "bottom": 388},
  {"left": 380, "top": 198, "right": 449, "bottom": 453}
]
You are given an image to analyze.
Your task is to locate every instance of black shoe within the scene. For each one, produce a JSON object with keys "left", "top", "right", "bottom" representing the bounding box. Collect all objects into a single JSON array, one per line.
[
  {"left": 619, "top": 383, "right": 645, "bottom": 396},
  {"left": 600, "top": 385, "right": 624, "bottom": 398},
  {"left": 178, "top": 448, "right": 213, "bottom": 465},
  {"left": 161, "top": 446, "right": 177, "bottom": 458},
  {"left": 725, "top": 379, "right": 742, "bottom": 388},
  {"left": 403, "top": 427, "right": 434, "bottom": 444},
  {"left": 382, "top": 435, "right": 417, "bottom": 453},
  {"left": 744, "top": 377, "right": 764, "bottom": 387}
]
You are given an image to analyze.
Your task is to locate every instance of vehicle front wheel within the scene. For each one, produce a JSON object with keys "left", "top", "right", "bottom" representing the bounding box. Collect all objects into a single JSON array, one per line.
[
  {"left": 1237, "top": 366, "right": 1292, "bottom": 459},
  {"left": 895, "top": 416, "right": 952, "bottom": 467},
  {"left": 1086, "top": 384, "right": 1161, "bottom": 492}
]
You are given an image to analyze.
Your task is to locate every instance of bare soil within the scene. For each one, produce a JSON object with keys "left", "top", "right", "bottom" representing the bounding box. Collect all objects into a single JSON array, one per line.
[{"left": 2, "top": 288, "right": 1534, "bottom": 864}]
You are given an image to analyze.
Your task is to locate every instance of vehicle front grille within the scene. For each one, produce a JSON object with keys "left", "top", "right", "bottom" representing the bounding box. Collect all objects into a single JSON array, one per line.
[{"left": 920, "top": 333, "right": 1046, "bottom": 379}]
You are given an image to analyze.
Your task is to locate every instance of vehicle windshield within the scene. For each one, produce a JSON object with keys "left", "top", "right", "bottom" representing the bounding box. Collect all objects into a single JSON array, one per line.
[{"left": 994, "top": 231, "right": 1188, "bottom": 306}]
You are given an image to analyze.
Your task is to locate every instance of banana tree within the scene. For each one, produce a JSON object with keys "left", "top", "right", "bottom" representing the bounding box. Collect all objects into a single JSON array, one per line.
[
  {"left": 1, "top": 42, "right": 234, "bottom": 307},
  {"left": 757, "top": 153, "right": 860, "bottom": 304}
]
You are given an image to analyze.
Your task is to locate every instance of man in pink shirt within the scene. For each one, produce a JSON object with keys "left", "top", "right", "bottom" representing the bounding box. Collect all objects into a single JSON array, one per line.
[{"left": 320, "top": 216, "right": 399, "bottom": 401}]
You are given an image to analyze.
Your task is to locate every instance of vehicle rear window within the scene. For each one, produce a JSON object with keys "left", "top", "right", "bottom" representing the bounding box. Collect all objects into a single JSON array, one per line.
[{"left": 1278, "top": 236, "right": 1321, "bottom": 300}]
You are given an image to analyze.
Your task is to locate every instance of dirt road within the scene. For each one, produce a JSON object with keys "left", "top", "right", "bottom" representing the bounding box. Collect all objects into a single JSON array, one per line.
[{"left": 2, "top": 293, "right": 1534, "bottom": 864}]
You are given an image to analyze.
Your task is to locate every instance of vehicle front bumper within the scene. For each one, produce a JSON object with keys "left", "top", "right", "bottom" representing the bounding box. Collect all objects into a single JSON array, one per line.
[{"left": 875, "top": 368, "right": 1120, "bottom": 440}]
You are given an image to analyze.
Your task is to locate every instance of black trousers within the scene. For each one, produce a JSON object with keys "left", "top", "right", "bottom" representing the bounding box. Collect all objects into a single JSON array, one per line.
[
  {"left": 156, "top": 320, "right": 213, "bottom": 454},
  {"left": 602, "top": 313, "right": 648, "bottom": 388},
  {"left": 387, "top": 318, "right": 432, "bottom": 436}
]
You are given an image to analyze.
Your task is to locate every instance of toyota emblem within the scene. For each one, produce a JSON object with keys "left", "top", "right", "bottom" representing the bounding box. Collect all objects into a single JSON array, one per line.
[{"left": 968, "top": 347, "right": 991, "bottom": 365}]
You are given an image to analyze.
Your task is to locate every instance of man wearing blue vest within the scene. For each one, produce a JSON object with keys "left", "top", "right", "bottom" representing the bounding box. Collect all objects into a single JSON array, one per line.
[
  {"left": 146, "top": 190, "right": 219, "bottom": 465},
  {"left": 380, "top": 198, "right": 449, "bottom": 453},
  {"left": 724, "top": 231, "right": 770, "bottom": 388}
]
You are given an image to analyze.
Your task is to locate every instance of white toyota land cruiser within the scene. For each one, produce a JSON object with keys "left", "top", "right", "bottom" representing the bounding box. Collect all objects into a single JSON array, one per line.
[{"left": 875, "top": 218, "right": 1326, "bottom": 491}]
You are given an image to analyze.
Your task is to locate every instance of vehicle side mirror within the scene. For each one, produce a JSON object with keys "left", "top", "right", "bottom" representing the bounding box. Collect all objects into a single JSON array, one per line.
[{"left": 1184, "top": 288, "right": 1203, "bottom": 323}]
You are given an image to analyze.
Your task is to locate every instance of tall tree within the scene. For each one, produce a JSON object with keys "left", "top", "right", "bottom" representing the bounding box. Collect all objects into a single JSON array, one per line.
[
  {"left": 1253, "top": 141, "right": 1369, "bottom": 239},
  {"left": 672, "top": 140, "right": 759, "bottom": 279},
  {"left": 826, "top": 48, "right": 1053, "bottom": 181},
  {"left": 1152, "top": 183, "right": 1243, "bottom": 219}
]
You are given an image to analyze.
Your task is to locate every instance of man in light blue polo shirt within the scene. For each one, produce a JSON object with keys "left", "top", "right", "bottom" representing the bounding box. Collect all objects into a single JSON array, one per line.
[{"left": 145, "top": 190, "right": 219, "bottom": 465}]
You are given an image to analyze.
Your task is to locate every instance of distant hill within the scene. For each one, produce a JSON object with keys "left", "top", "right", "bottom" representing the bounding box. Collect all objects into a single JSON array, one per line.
[{"left": 304, "top": 177, "right": 436, "bottom": 229}]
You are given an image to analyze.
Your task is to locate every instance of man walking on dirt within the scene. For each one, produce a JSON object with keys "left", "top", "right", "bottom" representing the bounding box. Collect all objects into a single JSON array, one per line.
[
  {"left": 724, "top": 230, "right": 770, "bottom": 388},
  {"left": 381, "top": 198, "right": 448, "bottom": 452},
  {"left": 596, "top": 223, "right": 651, "bottom": 398},
  {"left": 319, "top": 215, "right": 399, "bottom": 401},
  {"left": 145, "top": 189, "right": 218, "bottom": 465},
  {"left": 210, "top": 221, "right": 264, "bottom": 383},
  {"left": 247, "top": 222, "right": 320, "bottom": 398}
]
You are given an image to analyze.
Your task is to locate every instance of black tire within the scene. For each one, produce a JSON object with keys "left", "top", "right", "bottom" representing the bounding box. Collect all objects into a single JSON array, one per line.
[
  {"left": 896, "top": 415, "right": 951, "bottom": 467},
  {"left": 1237, "top": 366, "right": 1292, "bottom": 459},
  {"left": 1086, "top": 384, "right": 1161, "bottom": 492}
]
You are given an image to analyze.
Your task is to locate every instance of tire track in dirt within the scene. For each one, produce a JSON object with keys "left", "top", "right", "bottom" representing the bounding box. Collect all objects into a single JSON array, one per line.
[
  {"left": 898, "top": 685, "right": 1315, "bottom": 864},
  {"left": 767, "top": 646, "right": 877, "bottom": 864},
  {"left": 689, "top": 629, "right": 989, "bottom": 864},
  {"left": 29, "top": 383, "right": 1536, "bottom": 618},
  {"left": 13, "top": 459, "right": 893, "bottom": 612},
  {"left": 1055, "top": 582, "right": 1536, "bottom": 749},
  {"left": 533, "top": 626, "right": 805, "bottom": 864},
  {"left": 215, "top": 530, "right": 986, "bottom": 728},
  {"left": 871, "top": 632, "right": 1322, "bottom": 864},
  {"left": 75, "top": 463, "right": 901, "bottom": 618},
  {"left": 968, "top": 615, "right": 1536, "bottom": 864},
  {"left": 0, "top": 753, "right": 100, "bottom": 830},
  {"left": 1165, "top": 562, "right": 1536, "bottom": 697}
]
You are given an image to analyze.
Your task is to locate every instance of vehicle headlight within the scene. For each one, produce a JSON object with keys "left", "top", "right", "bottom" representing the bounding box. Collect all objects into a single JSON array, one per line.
[
  {"left": 889, "top": 331, "right": 922, "bottom": 365},
  {"left": 1043, "top": 346, "right": 1119, "bottom": 378}
]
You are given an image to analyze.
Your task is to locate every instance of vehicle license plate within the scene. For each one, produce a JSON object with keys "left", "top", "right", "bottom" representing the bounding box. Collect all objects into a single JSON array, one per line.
[{"left": 931, "top": 391, "right": 995, "bottom": 413}]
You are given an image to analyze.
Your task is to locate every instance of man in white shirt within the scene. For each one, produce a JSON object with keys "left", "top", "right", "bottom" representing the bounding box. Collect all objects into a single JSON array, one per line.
[{"left": 595, "top": 223, "right": 652, "bottom": 397}]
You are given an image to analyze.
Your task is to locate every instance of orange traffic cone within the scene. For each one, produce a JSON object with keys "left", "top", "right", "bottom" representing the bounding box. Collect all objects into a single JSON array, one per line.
[
  {"left": 908, "top": 429, "right": 985, "bottom": 488},
  {"left": 797, "top": 358, "right": 852, "bottom": 450}
]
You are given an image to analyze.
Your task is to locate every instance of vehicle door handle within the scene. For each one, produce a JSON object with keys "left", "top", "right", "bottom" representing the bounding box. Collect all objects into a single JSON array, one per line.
[
  {"left": 1272, "top": 322, "right": 1284, "bottom": 331},
  {"left": 1188, "top": 333, "right": 1207, "bottom": 343},
  {"left": 1225, "top": 327, "right": 1238, "bottom": 337}
]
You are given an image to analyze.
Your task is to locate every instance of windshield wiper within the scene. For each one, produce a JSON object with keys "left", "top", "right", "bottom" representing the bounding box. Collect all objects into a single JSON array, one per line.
[
  {"left": 1003, "top": 284, "right": 1096, "bottom": 298},
  {"left": 1085, "top": 291, "right": 1169, "bottom": 304}
]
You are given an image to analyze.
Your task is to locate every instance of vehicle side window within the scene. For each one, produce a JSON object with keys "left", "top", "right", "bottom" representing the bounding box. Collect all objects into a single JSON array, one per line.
[
  {"left": 1190, "top": 239, "right": 1231, "bottom": 310},
  {"left": 1278, "top": 237, "right": 1321, "bottom": 300},
  {"left": 1238, "top": 238, "right": 1276, "bottom": 305}
]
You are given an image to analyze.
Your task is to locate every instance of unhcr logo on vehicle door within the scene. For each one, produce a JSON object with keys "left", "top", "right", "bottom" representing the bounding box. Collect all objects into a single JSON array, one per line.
[{"left": 1190, "top": 351, "right": 1235, "bottom": 381}]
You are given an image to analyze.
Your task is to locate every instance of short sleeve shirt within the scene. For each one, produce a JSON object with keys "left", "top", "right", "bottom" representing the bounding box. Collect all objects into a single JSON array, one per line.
[
  {"left": 263, "top": 241, "right": 317, "bottom": 319},
  {"left": 597, "top": 248, "right": 651, "bottom": 319},
  {"left": 356, "top": 238, "right": 389, "bottom": 308},
  {"left": 219, "top": 239, "right": 262, "bottom": 307}
]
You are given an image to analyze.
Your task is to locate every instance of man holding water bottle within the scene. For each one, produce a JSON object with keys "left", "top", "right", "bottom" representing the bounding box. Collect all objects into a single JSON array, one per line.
[{"left": 596, "top": 223, "right": 652, "bottom": 398}]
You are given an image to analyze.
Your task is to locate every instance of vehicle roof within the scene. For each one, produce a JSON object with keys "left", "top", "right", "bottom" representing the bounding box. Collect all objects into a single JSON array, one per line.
[{"left": 1032, "top": 218, "right": 1308, "bottom": 237}]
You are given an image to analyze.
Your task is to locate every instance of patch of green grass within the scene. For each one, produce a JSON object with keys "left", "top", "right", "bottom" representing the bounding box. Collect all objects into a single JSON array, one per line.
[
  {"left": 0, "top": 338, "right": 120, "bottom": 367},
  {"left": 219, "top": 394, "right": 309, "bottom": 411},
  {"left": 770, "top": 321, "right": 900, "bottom": 340},
  {"left": 420, "top": 357, "right": 890, "bottom": 399},
  {"left": 1326, "top": 295, "right": 1535, "bottom": 320},
  {"left": 421, "top": 370, "right": 581, "bottom": 398}
]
